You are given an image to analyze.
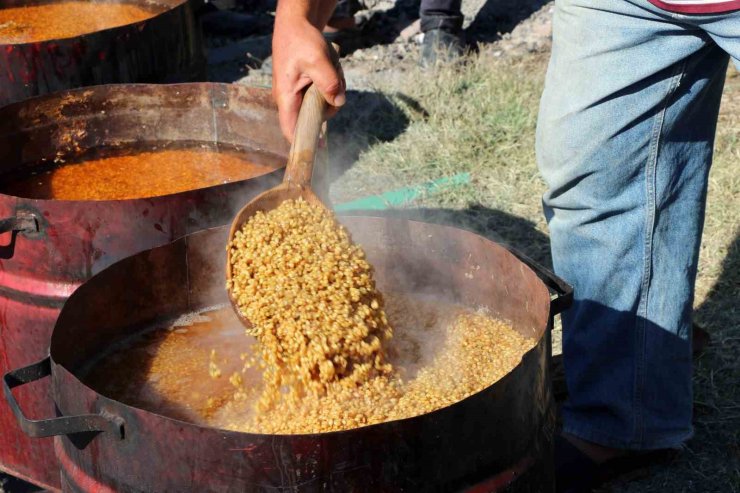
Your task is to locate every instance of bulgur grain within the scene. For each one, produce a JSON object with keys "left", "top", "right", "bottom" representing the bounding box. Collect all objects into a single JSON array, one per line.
[
  {"left": 84, "top": 299, "right": 536, "bottom": 434},
  {"left": 227, "top": 198, "right": 394, "bottom": 410},
  {"left": 212, "top": 295, "right": 536, "bottom": 434},
  {"left": 222, "top": 199, "right": 536, "bottom": 434}
]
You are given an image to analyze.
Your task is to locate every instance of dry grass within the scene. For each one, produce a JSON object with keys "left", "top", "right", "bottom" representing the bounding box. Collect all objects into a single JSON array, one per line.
[
  {"left": 331, "top": 51, "right": 547, "bottom": 227},
  {"left": 330, "top": 51, "right": 739, "bottom": 492}
]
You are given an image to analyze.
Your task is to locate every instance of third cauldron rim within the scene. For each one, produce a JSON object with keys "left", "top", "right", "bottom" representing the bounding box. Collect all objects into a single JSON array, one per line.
[{"left": 0, "top": 81, "right": 288, "bottom": 204}]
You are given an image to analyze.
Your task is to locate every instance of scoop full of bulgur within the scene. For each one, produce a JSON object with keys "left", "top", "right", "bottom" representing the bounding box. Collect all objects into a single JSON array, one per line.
[{"left": 227, "top": 198, "right": 393, "bottom": 408}]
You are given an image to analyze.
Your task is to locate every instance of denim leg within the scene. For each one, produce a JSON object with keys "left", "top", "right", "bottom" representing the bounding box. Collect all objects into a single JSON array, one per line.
[
  {"left": 331, "top": 0, "right": 362, "bottom": 21},
  {"left": 419, "top": 0, "right": 464, "bottom": 33},
  {"left": 691, "top": 7, "right": 740, "bottom": 69},
  {"left": 536, "top": 0, "right": 730, "bottom": 449}
]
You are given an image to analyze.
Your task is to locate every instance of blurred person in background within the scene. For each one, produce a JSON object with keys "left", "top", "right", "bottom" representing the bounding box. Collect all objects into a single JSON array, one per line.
[
  {"left": 321, "top": 0, "right": 467, "bottom": 65},
  {"left": 270, "top": 0, "right": 739, "bottom": 492},
  {"left": 265, "top": 0, "right": 464, "bottom": 72}
]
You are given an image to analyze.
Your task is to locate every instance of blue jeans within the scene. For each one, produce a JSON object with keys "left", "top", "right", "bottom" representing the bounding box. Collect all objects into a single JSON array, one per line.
[{"left": 536, "top": 0, "right": 739, "bottom": 450}]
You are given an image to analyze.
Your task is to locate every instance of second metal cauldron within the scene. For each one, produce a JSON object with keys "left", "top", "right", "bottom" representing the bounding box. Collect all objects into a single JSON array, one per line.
[
  {"left": 5, "top": 217, "right": 571, "bottom": 492},
  {"left": 0, "top": 82, "right": 288, "bottom": 489}
]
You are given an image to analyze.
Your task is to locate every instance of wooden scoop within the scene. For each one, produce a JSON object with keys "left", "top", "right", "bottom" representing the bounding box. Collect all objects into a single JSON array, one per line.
[{"left": 226, "top": 82, "right": 331, "bottom": 327}]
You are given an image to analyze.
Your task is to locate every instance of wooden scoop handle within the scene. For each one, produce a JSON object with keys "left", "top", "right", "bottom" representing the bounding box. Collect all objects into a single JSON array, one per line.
[
  {"left": 283, "top": 43, "right": 341, "bottom": 189},
  {"left": 283, "top": 84, "right": 326, "bottom": 188}
]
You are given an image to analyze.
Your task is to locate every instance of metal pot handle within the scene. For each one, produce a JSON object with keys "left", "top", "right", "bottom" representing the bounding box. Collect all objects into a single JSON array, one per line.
[
  {"left": 0, "top": 211, "right": 39, "bottom": 235},
  {"left": 505, "top": 247, "right": 573, "bottom": 316},
  {"left": 3, "top": 357, "right": 124, "bottom": 439}
]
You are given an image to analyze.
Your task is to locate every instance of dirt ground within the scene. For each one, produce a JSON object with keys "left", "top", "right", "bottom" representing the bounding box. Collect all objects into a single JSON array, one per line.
[{"left": 208, "top": 0, "right": 555, "bottom": 87}]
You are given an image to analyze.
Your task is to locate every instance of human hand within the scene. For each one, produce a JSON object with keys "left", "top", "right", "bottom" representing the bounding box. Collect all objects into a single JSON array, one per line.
[{"left": 272, "top": 12, "right": 345, "bottom": 142}]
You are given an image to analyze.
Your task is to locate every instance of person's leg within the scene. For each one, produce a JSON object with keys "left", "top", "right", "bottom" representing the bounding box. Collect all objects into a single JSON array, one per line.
[
  {"left": 537, "top": 0, "right": 730, "bottom": 453},
  {"left": 419, "top": 0, "right": 464, "bottom": 33},
  {"left": 326, "top": 0, "right": 360, "bottom": 31},
  {"left": 419, "top": 0, "right": 464, "bottom": 66},
  {"left": 693, "top": 7, "right": 740, "bottom": 70}
]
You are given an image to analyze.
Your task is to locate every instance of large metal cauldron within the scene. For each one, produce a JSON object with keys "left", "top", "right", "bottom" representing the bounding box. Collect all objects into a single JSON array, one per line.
[
  {"left": 0, "top": 83, "right": 288, "bottom": 489},
  {"left": 0, "top": 0, "right": 205, "bottom": 106},
  {"left": 4, "top": 218, "right": 571, "bottom": 492}
]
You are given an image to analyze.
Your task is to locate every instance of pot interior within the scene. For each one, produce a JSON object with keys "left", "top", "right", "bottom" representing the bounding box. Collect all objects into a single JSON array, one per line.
[
  {"left": 0, "top": 84, "right": 288, "bottom": 201},
  {"left": 0, "top": 0, "right": 181, "bottom": 45},
  {"left": 51, "top": 217, "right": 551, "bottom": 429}
]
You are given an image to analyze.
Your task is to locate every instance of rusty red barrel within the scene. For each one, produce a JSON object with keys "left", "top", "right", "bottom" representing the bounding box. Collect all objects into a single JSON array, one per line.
[
  {"left": 5, "top": 218, "right": 572, "bottom": 492},
  {"left": 0, "top": 0, "right": 205, "bottom": 106},
  {"left": 0, "top": 83, "right": 288, "bottom": 490}
]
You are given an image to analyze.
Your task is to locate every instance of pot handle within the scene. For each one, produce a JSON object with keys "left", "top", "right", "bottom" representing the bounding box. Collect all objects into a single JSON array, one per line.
[
  {"left": 3, "top": 357, "right": 124, "bottom": 439},
  {"left": 506, "top": 247, "right": 573, "bottom": 316},
  {"left": 0, "top": 211, "right": 39, "bottom": 235}
]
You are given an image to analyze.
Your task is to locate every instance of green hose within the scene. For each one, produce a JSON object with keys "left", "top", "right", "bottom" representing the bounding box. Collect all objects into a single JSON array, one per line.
[{"left": 334, "top": 172, "right": 471, "bottom": 212}]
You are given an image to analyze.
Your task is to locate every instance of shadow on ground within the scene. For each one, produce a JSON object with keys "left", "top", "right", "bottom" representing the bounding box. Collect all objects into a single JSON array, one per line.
[
  {"left": 398, "top": 204, "right": 551, "bottom": 265},
  {"left": 465, "top": 0, "right": 550, "bottom": 44},
  {"left": 682, "top": 231, "right": 740, "bottom": 491}
]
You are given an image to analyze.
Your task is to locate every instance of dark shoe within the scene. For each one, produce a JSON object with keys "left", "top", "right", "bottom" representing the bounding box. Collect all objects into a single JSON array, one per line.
[
  {"left": 420, "top": 28, "right": 464, "bottom": 68},
  {"left": 693, "top": 323, "right": 710, "bottom": 355},
  {"left": 555, "top": 435, "right": 675, "bottom": 493},
  {"left": 322, "top": 27, "right": 363, "bottom": 54}
]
